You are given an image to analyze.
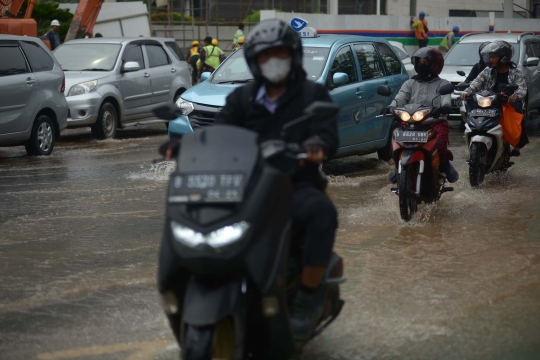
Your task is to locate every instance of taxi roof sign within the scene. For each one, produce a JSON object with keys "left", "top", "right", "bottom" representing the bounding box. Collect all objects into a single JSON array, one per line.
[
  {"left": 291, "top": 17, "right": 308, "bottom": 31},
  {"left": 298, "top": 27, "right": 318, "bottom": 38}
]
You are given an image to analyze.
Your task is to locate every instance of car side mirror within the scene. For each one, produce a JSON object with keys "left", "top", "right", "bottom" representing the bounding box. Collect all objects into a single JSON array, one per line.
[
  {"left": 439, "top": 83, "right": 455, "bottom": 95},
  {"left": 377, "top": 85, "right": 392, "bottom": 97},
  {"left": 200, "top": 72, "right": 211, "bottom": 81},
  {"left": 457, "top": 70, "right": 466, "bottom": 76},
  {"left": 525, "top": 57, "right": 540, "bottom": 67},
  {"left": 123, "top": 61, "right": 140, "bottom": 73},
  {"left": 332, "top": 72, "right": 349, "bottom": 86}
]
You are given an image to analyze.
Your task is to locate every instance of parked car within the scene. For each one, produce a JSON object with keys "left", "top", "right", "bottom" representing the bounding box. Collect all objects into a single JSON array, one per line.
[
  {"left": 169, "top": 31, "right": 409, "bottom": 161},
  {"left": 439, "top": 32, "right": 540, "bottom": 119},
  {"left": 389, "top": 41, "right": 415, "bottom": 78},
  {"left": 53, "top": 37, "right": 191, "bottom": 139},
  {"left": 0, "top": 35, "right": 68, "bottom": 155}
]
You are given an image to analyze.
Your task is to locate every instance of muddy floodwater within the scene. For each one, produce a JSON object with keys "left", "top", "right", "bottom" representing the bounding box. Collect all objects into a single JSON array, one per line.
[{"left": 1, "top": 123, "right": 540, "bottom": 360}]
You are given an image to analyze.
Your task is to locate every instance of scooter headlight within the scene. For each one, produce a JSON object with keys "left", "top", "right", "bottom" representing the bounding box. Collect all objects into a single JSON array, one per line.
[
  {"left": 170, "top": 221, "right": 250, "bottom": 248},
  {"left": 412, "top": 109, "right": 430, "bottom": 121},
  {"left": 175, "top": 98, "right": 194, "bottom": 115},
  {"left": 477, "top": 97, "right": 492, "bottom": 108},
  {"left": 395, "top": 110, "right": 410, "bottom": 121}
]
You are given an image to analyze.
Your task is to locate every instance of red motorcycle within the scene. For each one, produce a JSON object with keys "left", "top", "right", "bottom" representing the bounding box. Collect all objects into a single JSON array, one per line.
[{"left": 377, "top": 83, "right": 455, "bottom": 221}]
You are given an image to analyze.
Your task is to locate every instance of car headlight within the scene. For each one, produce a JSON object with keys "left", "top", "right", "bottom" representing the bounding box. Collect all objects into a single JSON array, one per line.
[
  {"left": 170, "top": 221, "right": 249, "bottom": 248},
  {"left": 412, "top": 109, "right": 430, "bottom": 121},
  {"left": 175, "top": 98, "right": 194, "bottom": 115},
  {"left": 67, "top": 80, "right": 97, "bottom": 97},
  {"left": 477, "top": 97, "right": 492, "bottom": 108}
]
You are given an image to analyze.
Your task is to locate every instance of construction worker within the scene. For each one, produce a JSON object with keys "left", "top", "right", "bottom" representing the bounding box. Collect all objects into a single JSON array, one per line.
[
  {"left": 411, "top": 12, "right": 429, "bottom": 49},
  {"left": 233, "top": 23, "right": 245, "bottom": 47},
  {"left": 199, "top": 36, "right": 223, "bottom": 75},
  {"left": 212, "top": 38, "right": 226, "bottom": 62},
  {"left": 45, "top": 20, "right": 61, "bottom": 50},
  {"left": 439, "top": 26, "right": 459, "bottom": 55},
  {"left": 234, "top": 35, "right": 245, "bottom": 51},
  {"left": 188, "top": 40, "right": 201, "bottom": 85}
]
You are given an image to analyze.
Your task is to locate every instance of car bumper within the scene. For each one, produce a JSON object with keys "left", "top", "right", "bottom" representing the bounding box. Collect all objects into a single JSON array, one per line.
[
  {"left": 168, "top": 115, "right": 194, "bottom": 139},
  {"left": 65, "top": 92, "right": 101, "bottom": 127}
]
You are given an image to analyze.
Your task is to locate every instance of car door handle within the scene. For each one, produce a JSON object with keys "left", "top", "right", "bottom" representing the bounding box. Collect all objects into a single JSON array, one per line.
[
  {"left": 144, "top": 73, "right": 150, "bottom": 78},
  {"left": 25, "top": 78, "right": 36, "bottom": 85},
  {"left": 356, "top": 89, "right": 364, "bottom": 98},
  {"left": 170, "top": 68, "right": 176, "bottom": 73}
]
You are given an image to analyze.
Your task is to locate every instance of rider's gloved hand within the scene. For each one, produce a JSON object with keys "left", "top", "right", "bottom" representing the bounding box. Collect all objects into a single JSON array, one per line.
[
  {"left": 302, "top": 137, "right": 327, "bottom": 164},
  {"left": 441, "top": 104, "right": 452, "bottom": 115},
  {"left": 380, "top": 106, "right": 395, "bottom": 115},
  {"left": 159, "top": 139, "right": 180, "bottom": 161}
]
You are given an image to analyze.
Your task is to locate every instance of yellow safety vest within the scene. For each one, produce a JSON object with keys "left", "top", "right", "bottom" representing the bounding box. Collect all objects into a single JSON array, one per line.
[
  {"left": 203, "top": 45, "right": 223, "bottom": 69},
  {"left": 440, "top": 32, "right": 454, "bottom": 50},
  {"left": 189, "top": 47, "right": 200, "bottom": 57}
]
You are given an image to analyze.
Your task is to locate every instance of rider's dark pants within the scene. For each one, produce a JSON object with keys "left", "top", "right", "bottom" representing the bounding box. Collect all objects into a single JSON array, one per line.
[
  {"left": 291, "top": 183, "right": 338, "bottom": 267},
  {"left": 189, "top": 57, "right": 199, "bottom": 85}
]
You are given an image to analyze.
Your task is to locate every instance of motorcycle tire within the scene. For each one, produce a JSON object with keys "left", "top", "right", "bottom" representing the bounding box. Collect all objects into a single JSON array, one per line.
[
  {"left": 398, "top": 164, "right": 418, "bottom": 221},
  {"left": 182, "top": 318, "right": 235, "bottom": 360},
  {"left": 469, "top": 142, "right": 487, "bottom": 187}
]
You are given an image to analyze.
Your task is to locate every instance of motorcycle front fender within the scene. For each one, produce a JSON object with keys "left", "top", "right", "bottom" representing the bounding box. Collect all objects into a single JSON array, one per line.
[
  {"left": 183, "top": 277, "right": 243, "bottom": 326},
  {"left": 400, "top": 149, "right": 426, "bottom": 167},
  {"left": 470, "top": 135, "right": 494, "bottom": 151}
]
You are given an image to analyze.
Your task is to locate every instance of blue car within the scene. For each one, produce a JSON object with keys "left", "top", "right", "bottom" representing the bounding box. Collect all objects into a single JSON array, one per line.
[{"left": 170, "top": 31, "right": 408, "bottom": 160}]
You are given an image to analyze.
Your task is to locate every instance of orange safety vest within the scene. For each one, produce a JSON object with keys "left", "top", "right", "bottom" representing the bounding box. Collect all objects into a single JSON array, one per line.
[
  {"left": 412, "top": 19, "right": 428, "bottom": 41},
  {"left": 189, "top": 47, "right": 200, "bottom": 57}
]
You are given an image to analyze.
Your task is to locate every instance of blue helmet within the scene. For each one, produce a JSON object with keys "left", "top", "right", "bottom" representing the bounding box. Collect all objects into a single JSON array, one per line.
[
  {"left": 453, "top": 26, "right": 460, "bottom": 32},
  {"left": 419, "top": 11, "right": 425, "bottom": 18}
]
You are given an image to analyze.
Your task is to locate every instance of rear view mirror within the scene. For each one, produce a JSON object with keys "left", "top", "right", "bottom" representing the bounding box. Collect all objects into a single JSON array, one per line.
[
  {"left": 200, "top": 72, "right": 211, "bottom": 81},
  {"left": 525, "top": 57, "right": 540, "bottom": 67},
  {"left": 304, "top": 101, "right": 340, "bottom": 119},
  {"left": 457, "top": 70, "right": 466, "bottom": 76},
  {"left": 377, "top": 85, "right": 392, "bottom": 97},
  {"left": 332, "top": 72, "right": 349, "bottom": 86},
  {"left": 439, "top": 83, "right": 455, "bottom": 95},
  {"left": 123, "top": 61, "right": 140, "bottom": 72},
  {"left": 152, "top": 103, "right": 182, "bottom": 121},
  {"left": 455, "top": 82, "right": 469, "bottom": 91},
  {"left": 503, "top": 83, "right": 519, "bottom": 92}
]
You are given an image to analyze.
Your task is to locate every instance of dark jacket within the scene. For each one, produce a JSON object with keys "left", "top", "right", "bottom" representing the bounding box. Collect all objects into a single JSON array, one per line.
[
  {"left": 215, "top": 70, "right": 338, "bottom": 186},
  {"left": 45, "top": 30, "right": 61, "bottom": 50},
  {"left": 465, "top": 62, "right": 486, "bottom": 83}
]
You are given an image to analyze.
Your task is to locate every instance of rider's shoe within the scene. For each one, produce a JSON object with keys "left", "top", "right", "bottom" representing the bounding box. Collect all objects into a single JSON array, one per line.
[
  {"left": 510, "top": 149, "right": 521, "bottom": 157},
  {"left": 388, "top": 169, "right": 397, "bottom": 184},
  {"left": 290, "top": 289, "right": 321, "bottom": 340},
  {"left": 440, "top": 162, "right": 459, "bottom": 183}
]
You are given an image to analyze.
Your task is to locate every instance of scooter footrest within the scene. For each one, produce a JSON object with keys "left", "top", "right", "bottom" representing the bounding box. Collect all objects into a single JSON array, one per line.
[
  {"left": 441, "top": 187, "right": 454, "bottom": 192},
  {"left": 390, "top": 187, "right": 398, "bottom": 194}
]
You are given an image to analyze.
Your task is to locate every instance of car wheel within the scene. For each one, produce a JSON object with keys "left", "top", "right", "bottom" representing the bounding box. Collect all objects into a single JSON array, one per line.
[
  {"left": 25, "top": 115, "right": 55, "bottom": 156},
  {"left": 91, "top": 102, "right": 117, "bottom": 139}
]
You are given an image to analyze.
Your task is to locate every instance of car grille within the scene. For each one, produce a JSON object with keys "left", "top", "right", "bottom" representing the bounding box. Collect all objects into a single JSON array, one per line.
[{"left": 188, "top": 104, "right": 219, "bottom": 127}]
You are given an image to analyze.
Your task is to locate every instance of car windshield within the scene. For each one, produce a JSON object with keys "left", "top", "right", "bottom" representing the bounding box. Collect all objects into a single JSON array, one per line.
[
  {"left": 445, "top": 42, "right": 519, "bottom": 66},
  {"left": 53, "top": 43, "right": 122, "bottom": 71},
  {"left": 210, "top": 47, "right": 330, "bottom": 84}
]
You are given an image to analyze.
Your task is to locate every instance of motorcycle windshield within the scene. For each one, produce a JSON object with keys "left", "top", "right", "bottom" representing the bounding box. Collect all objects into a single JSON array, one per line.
[{"left": 174, "top": 125, "right": 259, "bottom": 203}]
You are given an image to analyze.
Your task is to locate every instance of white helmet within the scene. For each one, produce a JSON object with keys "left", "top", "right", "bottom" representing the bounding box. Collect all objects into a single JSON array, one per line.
[{"left": 51, "top": 20, "right": 60, "bottom": 27}]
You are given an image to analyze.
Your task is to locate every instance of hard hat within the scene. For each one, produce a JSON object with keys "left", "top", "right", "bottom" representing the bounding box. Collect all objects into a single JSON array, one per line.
[
  {"left": 238, "top": 36, "right": 245, "bottom": 44},
  {"left": 419, "top": 11, "right": 425, "bottom": 18},
  {"left": 51, "top": 19, "right": 60, "bottom": 27},
  {"left": 453, "top": 26, "right": 460, "bottom": 32},
  {"left": 192, "top": 40, "right": 199, "bottom": 46},
  {"left": 212, "top": 39, "right": 218, "bottom": 46}
]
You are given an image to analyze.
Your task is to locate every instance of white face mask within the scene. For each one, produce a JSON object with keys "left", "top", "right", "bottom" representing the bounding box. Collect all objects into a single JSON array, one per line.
[{"left": 259, "top": 57, "right": 291, "bottom": 84}]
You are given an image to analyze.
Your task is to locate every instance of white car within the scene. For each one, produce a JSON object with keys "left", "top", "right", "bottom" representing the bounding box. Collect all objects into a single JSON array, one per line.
[{"left": 389, "top": 41, "right": 415, "bottom": 78}]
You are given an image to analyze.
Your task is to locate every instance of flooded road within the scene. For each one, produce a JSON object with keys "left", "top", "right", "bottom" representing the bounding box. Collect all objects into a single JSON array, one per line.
[{"left": 1, "top": 123, "right": 540, "bottom": 359}]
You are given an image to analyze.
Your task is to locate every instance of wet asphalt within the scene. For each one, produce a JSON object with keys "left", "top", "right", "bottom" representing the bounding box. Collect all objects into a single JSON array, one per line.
[{"left": 1, "top": 121, "right": 540, "bottom": 360}]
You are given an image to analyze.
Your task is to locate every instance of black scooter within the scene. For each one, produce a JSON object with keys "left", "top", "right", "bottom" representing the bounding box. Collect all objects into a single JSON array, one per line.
[{"left": 153, "top": 102, "right": 345, "bottom": 360}]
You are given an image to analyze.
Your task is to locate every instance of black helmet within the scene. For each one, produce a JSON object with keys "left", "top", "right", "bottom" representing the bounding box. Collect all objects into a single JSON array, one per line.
[
  {"left": 412, "top": 47, "right": 444, "bottom": 75},
  {"left": 481, "top": 40, "right": 514, "bottom": 65},
  {"left": 244, "top": 19, "right": 302, "bottom": 82}
]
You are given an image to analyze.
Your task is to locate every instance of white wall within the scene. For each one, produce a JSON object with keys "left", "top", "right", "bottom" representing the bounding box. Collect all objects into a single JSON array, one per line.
[{"left": 387, "top": 0, "right": 530, "bottom": 17}]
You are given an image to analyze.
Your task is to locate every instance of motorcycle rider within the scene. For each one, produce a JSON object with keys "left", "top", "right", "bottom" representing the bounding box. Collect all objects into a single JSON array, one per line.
[
  {"left": 159, "top": 19, "right": 339, "bottom": 340},
  {"left": 464, "top": 41, "right": 491, "bottom": 83},
  {"left": 460, "top": 40, "right": 528, "bottom": 156},
  {"left": 387, "top": 47, "right": 459, "bottom": 183}
]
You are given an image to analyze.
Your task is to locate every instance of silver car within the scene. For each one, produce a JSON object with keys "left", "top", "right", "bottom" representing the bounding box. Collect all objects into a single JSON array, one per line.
[
  {"left": 439, "top": 32, "right": 540, "bottom": 118},
  {"left": 0, "top": 35, "right": 68, "bottom": 155},
  {"left": 53, "top": 37, "right": 191, "bottom": 139}
]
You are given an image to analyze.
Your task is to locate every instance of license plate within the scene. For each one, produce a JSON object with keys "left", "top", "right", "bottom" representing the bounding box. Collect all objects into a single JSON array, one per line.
[
  {"left": 394, "top": 131, "right": 429, "bottom": 143},
  {"left": 168, "top": 172, "right": 245, "bottom": 203},
  {"left": 471, "top": 108, "right": 497, "bottom": 117}
]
